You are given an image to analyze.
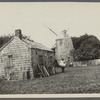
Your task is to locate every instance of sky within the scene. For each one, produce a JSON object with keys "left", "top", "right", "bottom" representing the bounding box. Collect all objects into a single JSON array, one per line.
[{"left": 0, "top": 2, "right": 100, "bottom": 48}]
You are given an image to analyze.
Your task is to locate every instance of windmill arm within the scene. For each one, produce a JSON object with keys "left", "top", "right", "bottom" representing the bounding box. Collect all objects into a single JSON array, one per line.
[
  {"left": 49, "top": 28, "right": 58, "bottom": 36},
  {"left": 42, "top": 23, "right": 58, "bottom": 36}
]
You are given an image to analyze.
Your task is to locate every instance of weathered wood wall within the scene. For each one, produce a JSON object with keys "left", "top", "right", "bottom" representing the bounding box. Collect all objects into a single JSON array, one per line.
[
  {"left": 55, "top": 37, "right": 73, "bottom": 63},
  {"left": 0, "top": 37, "right": 33, "bottom": 80},
  {"left": 31, "top": 48, "right": 55, "bottom": 77},
  {"left": 0, "top": 36, "right": 55, "bottom": 80}
]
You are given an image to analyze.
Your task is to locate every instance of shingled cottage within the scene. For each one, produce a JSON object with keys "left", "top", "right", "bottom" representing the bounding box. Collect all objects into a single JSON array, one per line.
[{"left": 0, "top": 29, "right": 55, "bottom": 80}]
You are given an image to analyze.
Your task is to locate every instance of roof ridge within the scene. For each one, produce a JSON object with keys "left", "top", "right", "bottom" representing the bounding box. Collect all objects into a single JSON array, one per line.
[
  {"left": 0, "top": 36, "right": 53, "bottom": 52},
  {"left": 22, "top": 38, "right": 53, "bottom": 51}
]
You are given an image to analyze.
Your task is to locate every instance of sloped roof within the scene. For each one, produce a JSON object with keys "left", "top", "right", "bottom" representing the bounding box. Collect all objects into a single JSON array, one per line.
[
  {"left": 0, "top": 36, "right": 53, "bottom": 52},
  {"left": 22, "top": 39, "right": 53, "bottom": 52}
]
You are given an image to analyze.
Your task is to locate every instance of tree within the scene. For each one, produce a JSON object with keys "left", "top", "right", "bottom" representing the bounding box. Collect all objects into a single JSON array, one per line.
[
  {"left": 72, "top": 34, "right": 100, "bottom": 61},
  {"left": 0, "top": 35, "right": 13, "bottom": 48},
  {"left": 22, "top": 35, "right": 34, "bottom": 42}
]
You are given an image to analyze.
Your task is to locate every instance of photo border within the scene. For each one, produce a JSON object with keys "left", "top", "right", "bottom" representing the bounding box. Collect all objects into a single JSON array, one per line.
[{"left": 0, "top": 1, "right": 100, "bottom": 100}]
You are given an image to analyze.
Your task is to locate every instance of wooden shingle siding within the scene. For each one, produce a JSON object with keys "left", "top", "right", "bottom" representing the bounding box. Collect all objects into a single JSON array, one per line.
[
  {"left": 0, "top": 37, "right": 33, "bottom": 80},
  {"left": 0, "top": 30, "right": 54, "bottom": 80},
  {"left": 31, "top": 48, "right": 55, "bottom": 77},
  {"left": 55, "top": 37, "right": 74, "bottom": 63}
]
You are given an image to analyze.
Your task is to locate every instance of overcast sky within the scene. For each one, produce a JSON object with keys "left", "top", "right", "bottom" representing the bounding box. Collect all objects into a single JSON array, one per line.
[{"left": 0, "top": 2, "right": 100, "bottom": 48}]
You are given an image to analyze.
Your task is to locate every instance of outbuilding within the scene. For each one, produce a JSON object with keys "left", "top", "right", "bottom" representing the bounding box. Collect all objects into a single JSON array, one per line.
[{"left": 0, "top": 29, "right": 55, "bottom": 80}]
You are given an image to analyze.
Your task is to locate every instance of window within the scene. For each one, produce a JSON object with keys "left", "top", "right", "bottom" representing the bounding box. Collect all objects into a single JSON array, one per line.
[
  {"left": 49, "top": 56, "right": 54, "bottom": 66},
  {"left": 0, "top": 57, "right": 3, "bottom": 63},
  {"left": 8, "top": 55, "right": 13, "bottom": 67},
  {"left": 38, "top": 55, "right": 44, "bottom": 65}
]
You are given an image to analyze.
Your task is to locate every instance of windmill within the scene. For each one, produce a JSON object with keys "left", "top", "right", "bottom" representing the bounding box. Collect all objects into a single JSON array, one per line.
[
  {"left": 42, "top": 23, "right": 74, "bottom": 67},
  {"left": 42, "top": 23, "right": 70, "bottom": 48},
  {"left": 42, "top": 23, "right": 70, "bottom": 37}
]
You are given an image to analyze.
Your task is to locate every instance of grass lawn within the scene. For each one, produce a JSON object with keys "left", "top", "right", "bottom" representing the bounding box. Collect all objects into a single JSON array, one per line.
[{"left": 0, "top": 65, "right": 100, "bottom": 94}]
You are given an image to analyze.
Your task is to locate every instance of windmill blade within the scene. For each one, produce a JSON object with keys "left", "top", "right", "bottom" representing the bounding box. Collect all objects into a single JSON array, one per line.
[{"left": 42, "top": 23, "right": 58, "bottom": 36}]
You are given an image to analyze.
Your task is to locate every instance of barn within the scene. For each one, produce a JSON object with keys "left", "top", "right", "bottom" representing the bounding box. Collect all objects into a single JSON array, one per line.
[{"left": 0, "top": 29, "right": 55, "bottom": 80}]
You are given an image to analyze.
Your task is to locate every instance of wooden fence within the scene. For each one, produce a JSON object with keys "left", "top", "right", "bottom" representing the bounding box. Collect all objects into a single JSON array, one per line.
[{"left": 73, "top": 59, "right": 100, "bottom": 67}]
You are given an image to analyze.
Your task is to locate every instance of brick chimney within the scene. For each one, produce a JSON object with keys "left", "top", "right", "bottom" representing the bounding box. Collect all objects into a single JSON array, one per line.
[{"left": 15, "top": 29, "right": 22, "bottom": 39}]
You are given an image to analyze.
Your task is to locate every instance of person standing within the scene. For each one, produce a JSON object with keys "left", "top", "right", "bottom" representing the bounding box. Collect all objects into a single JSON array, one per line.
[{"left": 59, "top": 58, "right": 66, "bottom": 72}]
